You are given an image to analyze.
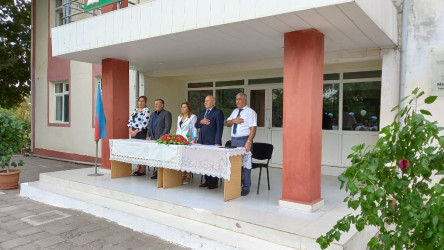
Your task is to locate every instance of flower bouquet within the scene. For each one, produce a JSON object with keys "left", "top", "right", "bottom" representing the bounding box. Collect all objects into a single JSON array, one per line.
[{"left": 156, "top": 133, "right": 189, "bottom": 145}]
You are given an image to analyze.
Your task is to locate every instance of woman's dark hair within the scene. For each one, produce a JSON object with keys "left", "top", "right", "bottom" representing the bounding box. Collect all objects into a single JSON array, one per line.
[{"left": 138, "top": 96, "right": 147, "bottom": 103}]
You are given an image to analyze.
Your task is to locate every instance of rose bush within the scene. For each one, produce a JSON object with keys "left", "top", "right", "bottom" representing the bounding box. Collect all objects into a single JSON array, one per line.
[
  {"left": 317, "top": 88, "right": 444, "bottom": 249},
  {"left": 156, "top": 133, "right": 189, "bottom": 145}
]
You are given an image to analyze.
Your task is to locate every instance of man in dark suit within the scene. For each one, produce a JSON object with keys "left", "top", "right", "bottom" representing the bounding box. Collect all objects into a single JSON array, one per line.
[
  {"left": 195, "top": 95, "right": 224, "bottom": 189},
  {"left": 147, "top": 98, "right": 172, "bottom": 179}
]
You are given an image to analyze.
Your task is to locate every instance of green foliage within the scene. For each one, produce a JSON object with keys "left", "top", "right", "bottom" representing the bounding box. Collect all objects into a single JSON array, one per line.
[
  {"left": 317, "top": 88, "right": 444, "bottom": 249},
  {"left": 0, "top": 111, "right": 26, "bottom": 172},
  {"left": 0, "top": 0, "right": 31, "bottom": 109}
]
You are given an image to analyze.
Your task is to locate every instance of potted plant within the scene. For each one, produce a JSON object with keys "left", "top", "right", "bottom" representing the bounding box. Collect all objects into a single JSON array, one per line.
[
  {"left": 0, "top": 110, "right": 26, "bottom": 189},
  {"left": 317, "top": 88, "right": 444, "bottom": 249}
]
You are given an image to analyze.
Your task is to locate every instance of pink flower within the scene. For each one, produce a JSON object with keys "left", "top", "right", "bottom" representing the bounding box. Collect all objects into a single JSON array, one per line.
[{"left": 399, "top": 158, "right": 409, "bottom": 170}]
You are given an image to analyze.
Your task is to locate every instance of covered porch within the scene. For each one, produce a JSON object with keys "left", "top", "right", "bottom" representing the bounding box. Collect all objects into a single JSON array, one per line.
[{"left": 44, "top": 0, "right": 399, "bottom": 238}]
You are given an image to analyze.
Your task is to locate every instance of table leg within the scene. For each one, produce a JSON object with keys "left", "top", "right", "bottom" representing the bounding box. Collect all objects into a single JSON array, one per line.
[
  {"left": 157, "top": 168, "right": 164, "bottom": 188},
  {"left": 224, "top": 155, "right": 242, "bottom": 201},
  {"left": 162, "top": 169, "right": 182, "bottom": 188},
  {"left": 111, "top": 161, "right": 132, "bottom": 179}
]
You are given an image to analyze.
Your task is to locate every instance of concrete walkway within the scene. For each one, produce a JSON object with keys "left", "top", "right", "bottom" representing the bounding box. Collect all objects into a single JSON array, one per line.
[{"left": 0, "top": 155, "right": 187, "bottom": 250}]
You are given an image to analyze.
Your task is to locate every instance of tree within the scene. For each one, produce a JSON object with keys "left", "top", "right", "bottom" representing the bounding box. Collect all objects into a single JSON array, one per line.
[{"left": 0, "top": 0, "right": 31, "bottom": 109}]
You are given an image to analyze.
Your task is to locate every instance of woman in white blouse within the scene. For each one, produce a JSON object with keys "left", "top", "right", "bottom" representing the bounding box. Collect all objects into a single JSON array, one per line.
[
  {"left": 176, "top": 102, "right": 197, "bottom": 184},
  {"left": 127, "top": 96, "right": 150, "bottom": 176}
]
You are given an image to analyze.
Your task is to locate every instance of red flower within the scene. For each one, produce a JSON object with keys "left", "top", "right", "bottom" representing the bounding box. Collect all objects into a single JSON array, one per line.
[{"left": 399, "top": 158, "right": 409, "bottom": 170}]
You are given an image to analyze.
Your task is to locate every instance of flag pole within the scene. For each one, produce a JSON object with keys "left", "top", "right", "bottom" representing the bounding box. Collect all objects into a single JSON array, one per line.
[{"left": 89, "top": 140, "right": 104, "bottom": 176}]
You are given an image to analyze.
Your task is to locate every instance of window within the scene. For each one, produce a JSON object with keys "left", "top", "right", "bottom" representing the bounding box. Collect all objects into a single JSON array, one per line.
[
  {"left": 216, "top": 88, "right": 244, "bottom": 119},
  {"left": 323, "top": 70, "right": 381, "bottom": 131},
  {"left": 54, "top": 82, "right": 69, "bottom": 123},
  {"left": 55, "top": 0, "right": 65, "bottom": 27}
]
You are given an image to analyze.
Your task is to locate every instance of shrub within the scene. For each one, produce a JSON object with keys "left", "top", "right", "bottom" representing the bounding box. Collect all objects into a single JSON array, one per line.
[
  {"left": 0, "top": 111, "right": 26, "bottom": 172},
  {"left": 317, "top": 88, "right": 444, "bottom": 249}
]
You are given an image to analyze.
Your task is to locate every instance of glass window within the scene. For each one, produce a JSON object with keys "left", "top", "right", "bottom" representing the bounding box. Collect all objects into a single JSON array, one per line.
[
  {"left": 215, "top": 80, "right": 244, "bottom": 87},
  {"left": 323, "top": 73, "right": 340, "bottom": 80},
  {"left": 215, "top": 88, "right": 244, "bottom": 120},
  {"left": 250, "top": 90, "right": 265, "bottom": 127},
  {"left": 188, "top": 82, "right": 213, "bottom": 88},
  {"left": 272, "top": 89, "right": 283, "bottom": 128},
  {"left": 343, "top": 81, "right": 381, "bottom": 131},
  {"left": 54, "top": 82, "right": 69, "bottom": 123},
  {"left": 323, "top": 84, "right": 339, "bottom": 130},
  {"left": 188, "top": 90, "right": 213, "bottom": 115},
  {"left": 249, "top": 77, "right": 283, "bottom": 85},
  {"left": 343, "top": 70, "right": 382, "bottom": 79}
]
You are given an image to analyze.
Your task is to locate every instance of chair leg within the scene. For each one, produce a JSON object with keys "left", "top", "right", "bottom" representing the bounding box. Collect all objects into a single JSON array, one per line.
[
  {"left": 266, "top": 166, "right": 270, "bottom": 191},
  {"left": 257, "top": 166, "right": 262, "bottom": 194}
]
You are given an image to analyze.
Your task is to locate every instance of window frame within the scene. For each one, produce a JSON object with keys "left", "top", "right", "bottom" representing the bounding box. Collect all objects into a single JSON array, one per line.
[{"left": 48, "top": 81, "right": 70, "bottom": 127}]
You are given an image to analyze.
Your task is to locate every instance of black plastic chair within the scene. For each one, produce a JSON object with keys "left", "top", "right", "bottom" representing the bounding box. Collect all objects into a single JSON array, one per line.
[{"left": 251, "top": 143, "right": 274, "bottom": 194}]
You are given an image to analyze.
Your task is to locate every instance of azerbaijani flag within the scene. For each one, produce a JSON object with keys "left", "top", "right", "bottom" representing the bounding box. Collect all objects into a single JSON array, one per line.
[
  {"left": 186, "top": 127, "right": 195, "bottom": 142},
  {"left": 94, "top": 83, "right": 106, "bottom": 141}
]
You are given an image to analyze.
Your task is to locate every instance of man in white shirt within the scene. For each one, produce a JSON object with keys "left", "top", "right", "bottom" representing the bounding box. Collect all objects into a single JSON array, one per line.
[{"left": 226, "top": 93, "right": 257, "bottom": 196}]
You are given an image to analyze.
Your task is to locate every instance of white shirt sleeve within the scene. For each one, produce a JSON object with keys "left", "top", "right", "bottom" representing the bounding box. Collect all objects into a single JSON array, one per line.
[
  {"left": 227, "top": 110, "right": 236, "bottom": 121},
  {"left": 249, "top": 109, "right": 257, "bottom": 127}
]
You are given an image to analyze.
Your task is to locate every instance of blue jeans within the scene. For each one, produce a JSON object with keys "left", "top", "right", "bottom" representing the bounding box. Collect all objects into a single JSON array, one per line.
[{"left": 231, "top": 136, "right": 251, "bottom": 191}]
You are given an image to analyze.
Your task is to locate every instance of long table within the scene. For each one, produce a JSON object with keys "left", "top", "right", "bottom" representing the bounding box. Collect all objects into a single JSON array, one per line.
[{"left": 109, "top": 139, "right": 247, "bottom": 201}]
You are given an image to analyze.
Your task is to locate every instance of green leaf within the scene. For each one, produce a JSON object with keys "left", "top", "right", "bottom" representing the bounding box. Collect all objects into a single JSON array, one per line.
[
  {"left": 333, "top": 231, "right": 341, "bottom": 241},
  {"left": 424, "top": 96, "right": 438, "bottom": 104},
  {"left": 367, "top": 175, "right": 378, "bottom": 181},
  {"left": 391, "top": 104, "right": 400, "bottom": 112},
  {"left": 425, "top": 230, "right": 434, "bottom": 239},
  {"left": 420, "top": 109, "right": 432, "bottom": 116},
  {"left": 433, "top": 216, "right": 439, "bottom": 226}
]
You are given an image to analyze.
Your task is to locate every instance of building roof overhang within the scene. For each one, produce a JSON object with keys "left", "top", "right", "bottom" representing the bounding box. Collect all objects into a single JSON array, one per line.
[{"left": 51, "top": 0, "right": 398, "bottom": 75}]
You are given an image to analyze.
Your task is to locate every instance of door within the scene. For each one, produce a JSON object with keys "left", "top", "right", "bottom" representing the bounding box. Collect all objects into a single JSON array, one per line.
[{"left": 249, "top": 85, "right": 283, "bottom": 167}]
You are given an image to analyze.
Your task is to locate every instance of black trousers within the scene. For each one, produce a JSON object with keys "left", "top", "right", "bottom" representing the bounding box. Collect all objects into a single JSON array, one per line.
[{"left": 204, "top": 175, "right": 218, "bottom": 185}]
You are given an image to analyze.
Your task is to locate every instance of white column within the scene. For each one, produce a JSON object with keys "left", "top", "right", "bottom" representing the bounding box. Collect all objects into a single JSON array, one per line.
[{"left": 380, "top": 49, "right": 400, "bottom": 129}]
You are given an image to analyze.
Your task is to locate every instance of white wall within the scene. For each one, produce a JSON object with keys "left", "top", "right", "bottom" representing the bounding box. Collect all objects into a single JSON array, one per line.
[{"left": 404, "top": 0, "right": 444, "bottom": 127}]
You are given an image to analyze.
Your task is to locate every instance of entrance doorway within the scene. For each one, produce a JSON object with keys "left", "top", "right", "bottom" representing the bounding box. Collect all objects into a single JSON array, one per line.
[{"left": 249, "top": 85, "right": 283, "bottom": 167}]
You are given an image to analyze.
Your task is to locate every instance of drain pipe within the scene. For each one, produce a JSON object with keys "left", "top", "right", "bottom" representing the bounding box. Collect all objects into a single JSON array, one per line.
[{"left": 399, "top": 0, "right": 410, "bottom": 124}]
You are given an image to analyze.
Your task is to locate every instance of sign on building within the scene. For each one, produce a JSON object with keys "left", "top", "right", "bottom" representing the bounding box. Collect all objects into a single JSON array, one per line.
[
  {"left": 430, "top": 48, "right": 444, "bottom": 96},
  {"left": 84, "top": 0, "right": 120, "bottom": 11}
]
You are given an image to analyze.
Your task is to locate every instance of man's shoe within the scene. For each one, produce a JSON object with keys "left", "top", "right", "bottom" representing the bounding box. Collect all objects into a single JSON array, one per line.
[
  {"left": 150, "top": 174, "right": 157, "bottom": 180},
  {"left": 241, "top": 190, "right": 250, "bottom": 196},
  {"left": 207, "top": 184, "right": 218, "bottom": 189},
  {"left": 199, "top": 182, "right": 209, "bottom": 188}
]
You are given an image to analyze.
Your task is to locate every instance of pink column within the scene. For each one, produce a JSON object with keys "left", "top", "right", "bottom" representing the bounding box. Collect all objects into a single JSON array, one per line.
[
  {"left": 101, "top": 58, "right": 129, "bottom": 169},
  {"left": 280, "top": 29, "right": 324, "bottom": 212}
]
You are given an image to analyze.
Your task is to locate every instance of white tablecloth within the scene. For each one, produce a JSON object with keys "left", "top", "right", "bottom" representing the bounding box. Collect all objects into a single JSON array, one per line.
[{"left": 109, "top": 139, "right": 250, "bottom": 180}]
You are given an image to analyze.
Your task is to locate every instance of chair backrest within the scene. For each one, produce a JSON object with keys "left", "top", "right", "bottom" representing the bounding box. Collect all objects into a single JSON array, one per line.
[{"left": 252, "top": 143, "right": 273, "bottom": 160}]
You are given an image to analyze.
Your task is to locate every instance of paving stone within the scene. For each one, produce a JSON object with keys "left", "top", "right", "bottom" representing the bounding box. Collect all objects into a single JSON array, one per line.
[
  {"left": 6, "top": 223, "right": 30, "bottom": 233},
  {"left": 103, "top": 231, "right": 134, "bottom": 245},
  {"left": 102, "top": 245, "right": 127, "bottom": 250},
  {"left": 15, "top": 227, "right": 43, "bottom": 237},
  {"left": 35, "top": 235, "right": 65, "bottom": 248},
  {"left": 0, "top": 206, "right": 20, "bottom": 213},
  {"left": 22, "top": 231, "right": 53, "bottom": 242},
  {"left": 40, "top": 223, "right": 77, "bottom": 235},
  {"left": 46, "top": 241, "right": 76, "bottom": 250},
  {"left": 77, "top": 222, "right": 107, "bottom": 233},
  {"left": 83, "top": 239, "right": 113, "bottom": 249},
  {"left": 117, "top": 238, "right": 147, "bottom": 249},
  {"left": 0, "top": 232, "right": 19, "bottom": 243},
  {"left": 10, "top": 242, "right": 42, "bottom": 250},
  {"left": 11, "top": 211, "right": 35, "bottom": 219},
  {"left": 0, "top": 237, "right": 32, "bottom": 249},
  {"left": 68, "top": 229, "right": 113, "bottom": 245}
]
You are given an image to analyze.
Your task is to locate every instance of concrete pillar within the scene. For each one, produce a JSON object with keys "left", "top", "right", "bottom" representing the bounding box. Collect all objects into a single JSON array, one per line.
[
  {"left": 380, "top": 49, "right": 400, "bottom": 129},
  {"left": 279, "top": 29, "right": 325, "bottom": 212},
  {"left": 101, "top": 58, "right": 129, "bottom": 169}
]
